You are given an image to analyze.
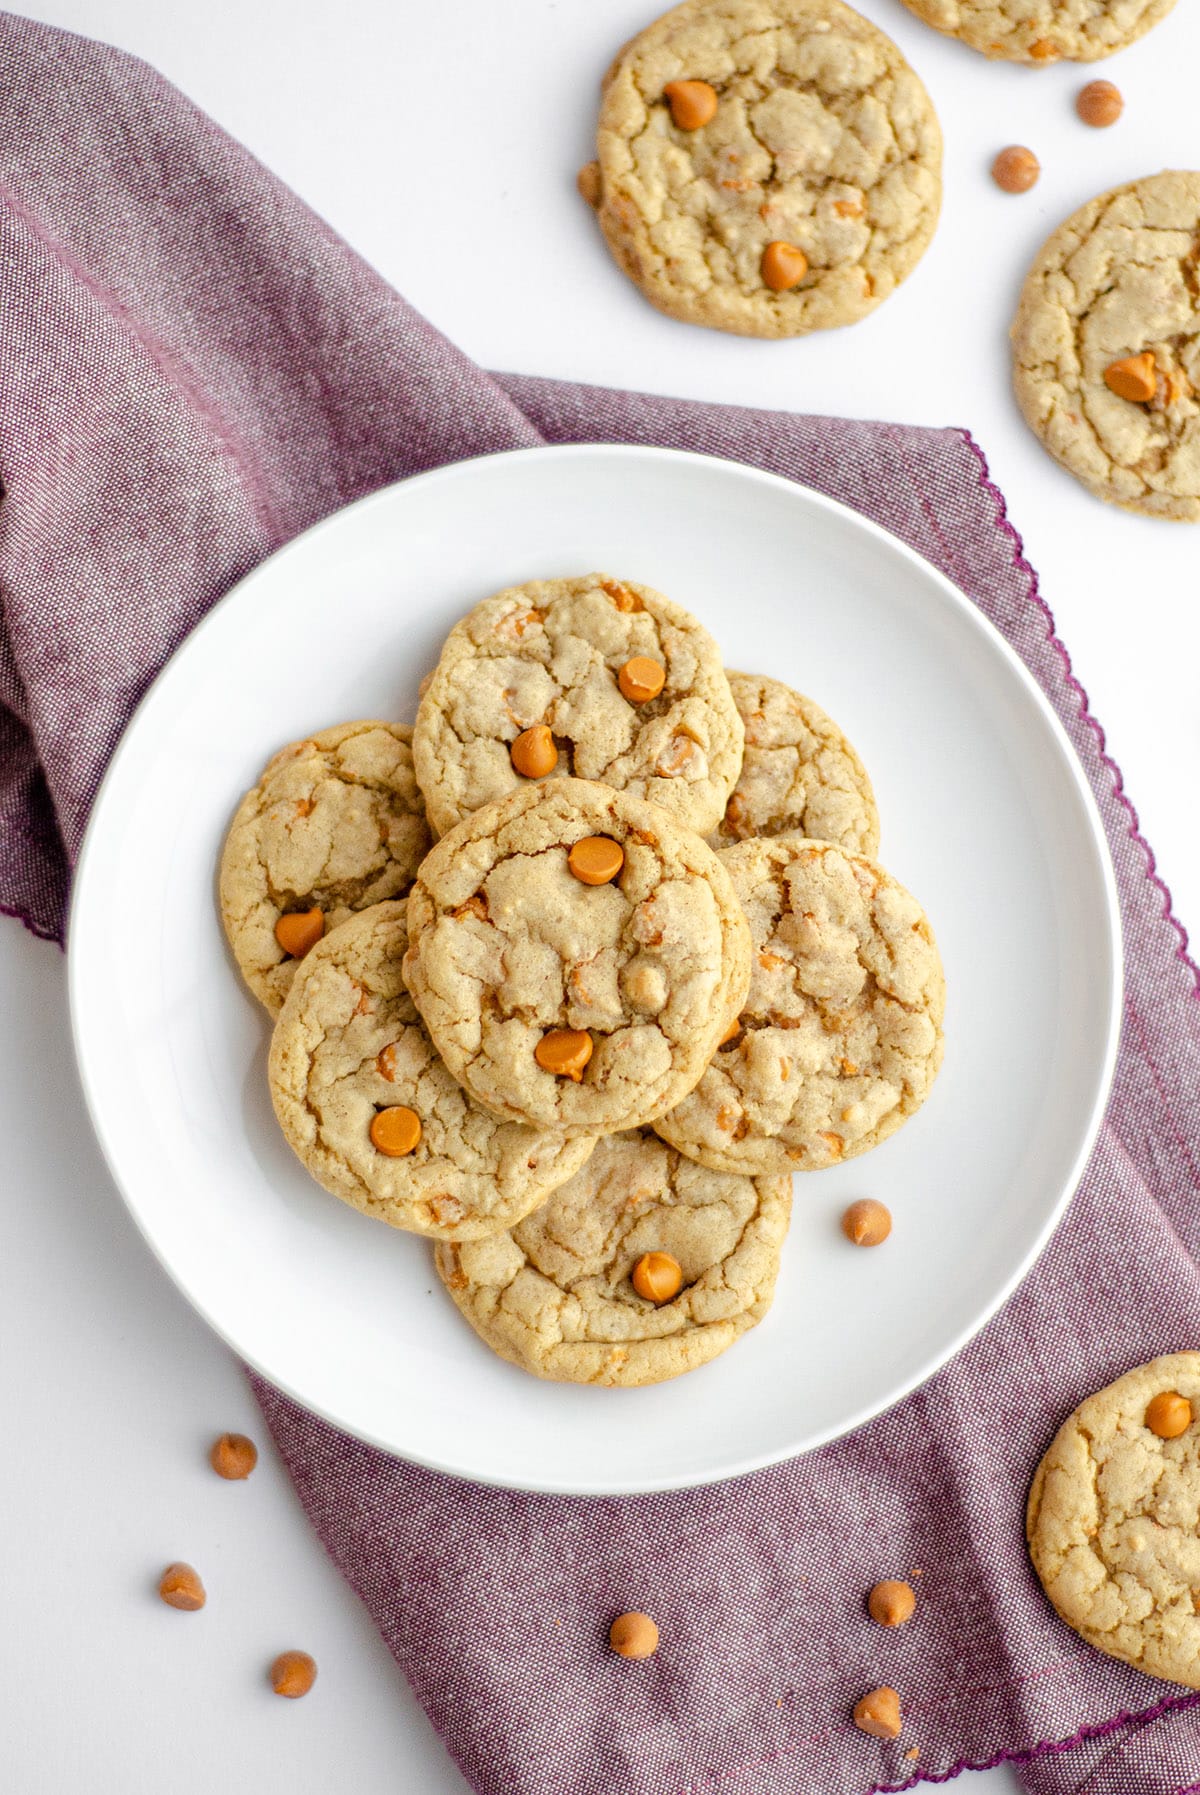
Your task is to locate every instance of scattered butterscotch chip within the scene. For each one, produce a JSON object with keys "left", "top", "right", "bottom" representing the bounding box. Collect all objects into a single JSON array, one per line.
[
  {"left": 568, "top": 836, "right": 625, "bottom": 886},
  {"left": 535, "top": 1028, "right": 593, "bottom": 1081},
  {"left": 510, "top": 724, "right": 558, "bottom": 780},
  {"left": 270, "top": 1650, "right": 317, "bottom": 1698},
  {"left": 632, "top": 1251, "right": 684, "bottom": 1304},
  {"left": 617, "top": 656, "right": 666, "bottom": 704},
  {"left": 991, "top": 146, "right": 1039, "bottom": 194},
  {"left": 841, "top": 1198, "right": 892, "bottom": 1247},
  {"left": 158, "top": 1563, "right": 206, "bottom": 1612},
  {"left": 609, "top": 1612, "right": 659, "bottom": 1659},
  {"left": 274, "top": 908, "right": 324, "bottom": 961},
  {"left": 370, "top": 1105, "right": 422, "bottom": 1157},
  {"left": 1076, "top": 80, "right": 1122, "bottom": 127},
  {"left": 210, "top": 1432, "right": 258, "bottom": 1480},
  {"left": 904, "top": 1746, "right": 920, "bottom": 1762},
  {"left": 1029, "top": 37, "right": 1059, "bottom": 57},
  {"left": 761, "top": 240, "right": 809, "bottom": 291},
  {"left": 577, "top": 161, "right": 602, "bottom": 208},
  {"left": 853, "top": 1686, "right": 902, "bottom": 1739},
  {"left": 1104, "top": 352, "right": 1157, "bottom": 404},
  {"left": 868, "top": 1580, "right": 916, "bottom": 1627},
  {"left": 1146, "top": 1390, "right": 1193, "bottom": 1438},
  {"left": 663, "top": 79, "right": 718, "bottom": 131}
]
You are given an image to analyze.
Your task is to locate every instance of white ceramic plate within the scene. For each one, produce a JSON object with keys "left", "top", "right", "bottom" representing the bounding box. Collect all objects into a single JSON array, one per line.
[{"left": 69, "top": 445, "right": 1120, "bottom": 1495}]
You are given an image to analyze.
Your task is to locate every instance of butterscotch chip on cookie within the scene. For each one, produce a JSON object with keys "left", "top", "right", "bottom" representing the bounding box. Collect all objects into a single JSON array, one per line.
[
  {"left": 707, "top": 672, "right": 879, "bottom": 855},
  {"left": 402, "top": 780, "right": 752, "bottom": 1138},
  {"left": 220, "top": 721, "right": 432, "bottom": 1015},
  {"left": 269, "top": 902, "right": 594, "bottom": 1239},
  {"left": 897, "top": 0, "right": 1174, "bottom": 62},
  {"left": 1011, "top": 172, "right": 1200, "bottom": 520},
  {"left": 654, "top": 836, "right": 944, "bottom": 1173},
  {"left": 435, "top": 1129, "right": 791, "bottom": 1385},
  {"left": 1027, "top": 1354, "right": 1200, "bottom": 1686},
  {"left": 413, "top": 574, "right": 743, "bottom": 838},
  {"left": 590, "top": 0, "right": 942, "bottom": 338}
]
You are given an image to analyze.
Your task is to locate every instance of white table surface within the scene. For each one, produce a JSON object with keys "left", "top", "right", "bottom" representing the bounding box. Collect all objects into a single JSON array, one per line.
[{"left": 6, "top": 0, "right": 1200, "bottom": 1789}]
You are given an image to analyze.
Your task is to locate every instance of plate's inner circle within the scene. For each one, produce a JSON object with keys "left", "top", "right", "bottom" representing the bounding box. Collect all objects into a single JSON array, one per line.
[{"left": 68, "top": 446, "right": 1119, "bottom": 1495}]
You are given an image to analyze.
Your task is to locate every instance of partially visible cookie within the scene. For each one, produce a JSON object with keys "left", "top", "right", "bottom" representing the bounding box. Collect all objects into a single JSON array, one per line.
[
  {"left": 403, "top": 779, "right": 752, "bottom": 1139},
  {"left": 435, "top": 1129, "right": 792, "bottom": 1385},
  {"left": 269, "top": 902, "right": 594, "bottom": 1239},
  {"left": 412, "top": 574, "right": 744, "bottom": 837},
  {"left": 1028, "top": 1355, "right": 1200, "bottom": 1687},
  {"left": 654, "top": 836, "right": 944, "bottom": 1173},
  {"left": 1012, "top": 172, "right": 1200, "bottom": 520},
  {"left": 707, "top": 672, "right": 879, "bottom": 855},
  {"left": 220, "top": 721, "right": 432, "bottom": 1015},
  {"left": 897, "top": 0, "right": 1174, "bottom": 63},
  {"left": 591, "top": 0, "right": 942, "bottom": 338}
]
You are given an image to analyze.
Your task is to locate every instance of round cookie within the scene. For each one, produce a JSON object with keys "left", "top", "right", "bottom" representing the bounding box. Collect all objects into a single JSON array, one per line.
[
  {"left": 220, "top": 721, "right": 432, "bottom": 1015},
  {"left": 707, "top": 671, "right": 879, "bottom": 855},
  {"left": 269, "top": 902, "right": 594, "bottom": 1239},
  {"left": 1028, "top": 1354, "right": 1200, "bottom": 1687},
  {"left": 402, "top": 778, "right": 752, "bottom": 1139},
  {"left": 654, "top": 836, "right": 944, "bottom": 1173},
  {"left": 435, "top": 1129, "right": 792, "bottom": 1385},
  {"left": 589, "top": 0, "right": 942, "bottom": 338},
  {"left": 897, "top": 0, "right": 1174, "bottom": 63},
  {"left": 412, "top": 573, "right": 744, "bottom": 837},
  {"left": 1012, "top": 173, "right": 1200, "bottom": 521}
]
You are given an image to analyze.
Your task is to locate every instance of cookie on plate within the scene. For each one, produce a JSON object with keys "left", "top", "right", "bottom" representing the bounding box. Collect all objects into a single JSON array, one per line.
[
  {"left": 403, "top": 779, "right": 752, "bottom": 1138},
  {"left": 220, "top": 721, "right": 432, "bottom": 1015},
  {"left": 654, "top": 836, "right": 944, "bottom": 1173},
  {"left": 1012, "top": 172, "right": 1200, "bottom": 521},
  {"left": 435, "top": 1129, "right": 792, "bottom": 1385},
  {"left": 586, "top": 0, "right": 942, "bottom": 338},
  {"left": 269, "top": 902, "right": 594, "bottom": 1239},
  {"left": 412, "top": 573, "right": 744, "bottom": 838},
  {"left": 1028, "top": 1354, "right": 1200, "bottom": 1686},
  {"left": 897, "top": 0, "right": 1174, "bottom": 63},
  {"left": 707, "top": 672, "right": 879, "bottom": 855}
]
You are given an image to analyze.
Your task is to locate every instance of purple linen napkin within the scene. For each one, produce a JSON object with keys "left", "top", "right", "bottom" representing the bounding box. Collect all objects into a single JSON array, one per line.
[{"left": 2, "top": 14, "right": 1200, "bottom": 1794}]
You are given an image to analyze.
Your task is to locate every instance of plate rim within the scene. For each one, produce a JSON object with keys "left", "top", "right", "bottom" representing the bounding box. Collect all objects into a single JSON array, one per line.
[{"left": 67, "top": 441, "right": 1124, "bottom": 1495}]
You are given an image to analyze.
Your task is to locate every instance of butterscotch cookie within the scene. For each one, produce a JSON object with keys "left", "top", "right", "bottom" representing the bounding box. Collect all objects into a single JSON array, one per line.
[
  {"left": 435, "top": 1129, "right": 791, "bottom": 1385},
  {"left": 269, "top": 902, "right": 593, "bottom": 1239},
  {"left": 220, "top": 721, "right": 432, "bottom": 1015},
  {"left": 1012, "top": 173, "right": 1200, "bottom": 520},
  {"left": 707, "top": 672, "right": 879, "bottom": 855},
  {"left": 403, "top": 779, "right": 752, "bottom": 1138},
  {"left": 589, "top": 0, "right": 942, "bottom": 338},
  {"left": 654, "top": 836, "right": 944, "bottom": 1173},
  {"left": 412, "top": 574, "right": 744, "bottom": 837},
  {"left": 1028, "top": 1355, "right": 1200, "bottom": 1686},
  {"left": 897, "top": 0, "right": 1174, "bottom": 63}
]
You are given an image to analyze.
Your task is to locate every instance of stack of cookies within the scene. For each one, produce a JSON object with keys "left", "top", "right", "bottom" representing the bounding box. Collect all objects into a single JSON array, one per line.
[{"left": 220, "top": 574, "right": 945, "bottom": 1387}]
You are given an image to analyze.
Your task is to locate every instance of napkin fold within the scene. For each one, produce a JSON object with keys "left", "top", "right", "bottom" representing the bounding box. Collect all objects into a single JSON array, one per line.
[{"left": 3, "top": 13, "right": 1200, "bottom": 1794}]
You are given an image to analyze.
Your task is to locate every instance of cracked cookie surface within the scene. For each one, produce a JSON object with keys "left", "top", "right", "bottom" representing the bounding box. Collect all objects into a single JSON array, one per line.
[
  {"left": 412, "top": 573, "right": 743, "bottom": 836},
  {"left": 220, "top": 721, "right": 432, "bottom": 1015},
  {"left": 269, "top": 902, "right": 593, "bottom": 1239},
  {"left": 898, "top": 0, "right": 1174, "bottom": 63},
  {"left": 435, "top": 1128, "right": 791, "bottom": 1385},
  {"left": 654, "top": 835, "right": 944, "bottom": 1173},
  {"left": 1012, "top": 172, "right": 1200, "bottom": 520},
  {"left": 591, "top": 0, "right": 942, "bottom": 338},
  {"left": 1027, "top": 1354, "right": 1200, "bottom": 1686},
  {"left": 403, "top": 779, "right": 752, "bottom": 1138},
  {"left": 707, "top": 671, "right": 879, "bottom": 854}
]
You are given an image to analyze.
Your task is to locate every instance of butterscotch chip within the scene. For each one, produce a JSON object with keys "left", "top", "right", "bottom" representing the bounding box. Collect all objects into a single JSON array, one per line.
[
  {"left": 510, "top": 724, "right": 558, "bottom": 780},
  {"left": 1104, "top": 352, "right": 1157, "bottom": 404},
  {"left": 992, "top": 147, "right": 1039, "bottom": 194},
  {"left": 274, "top": 908, "right": 325, "bottom": 961},
  {"left": 270, "top": 1651, "right": 317, "bottom": 1698},
  {"left": 842, "top": 1199, "right": 892, "bottom": 1246},
  {"left": 1146, "top": 1390, "right": 1192, "bottom": 1438},
  {"left": 210, "top": 1433, "right": 258, "bottom": 1480},
  {"left": 853, "top": 1687, "right": 902, "bottom": 1739},
  {"left": 568, "top": 836, "right": 625, "bottom": 885},
  {"left": 632, "top": 1250, "right": 684, "bottom": 1304},
  {"left": 535, "top": 1028, "right": 594, "bottom": 1081},
  {"left": 577, "top": 161, "right": 603, "bottom": 208},
  {"left": 663, "top": 79, "right": 718, "bottom": 130},
  {"left": 761, "top": 241, "right": 809, "bottom": 291},
  {"left": 868, "top": 1579, "right": 915, "bottom": 1626},
  {"left": 158, "top": 1563, "right": 206, "bottom": 1611},
  {"left": 1077, "top": 81, "right": 1122, "bottom": 127},
  {"left": 618, "top": 656, "right": 666, "bottom": 704},
  {"left": 369, "top": 1105, "right": 422, "bottom": 1156},
  {"left": 610, "top": 1612, "right": 659, "bottom": 1658},
  {"left": 1028, "top": 36, "right": 1058, "bottom": 56}
]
